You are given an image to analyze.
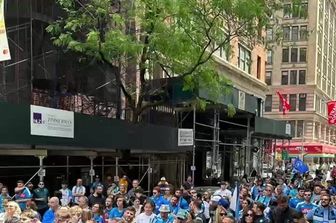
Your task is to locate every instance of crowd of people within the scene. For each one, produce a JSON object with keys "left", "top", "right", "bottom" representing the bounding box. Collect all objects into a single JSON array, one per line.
[{"left": 1, "top": 166, "right": 336, "bottom": 223}]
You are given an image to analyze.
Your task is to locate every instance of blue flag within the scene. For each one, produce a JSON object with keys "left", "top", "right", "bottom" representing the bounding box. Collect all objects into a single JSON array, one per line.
[{"left": 293, "top": 158, "right": 309, "bottom": 174}]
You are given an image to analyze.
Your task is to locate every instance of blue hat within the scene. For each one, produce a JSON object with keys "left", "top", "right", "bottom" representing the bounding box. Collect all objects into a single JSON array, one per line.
[{"left": 218, "top": 198, "right": 230, "bottom": 209}]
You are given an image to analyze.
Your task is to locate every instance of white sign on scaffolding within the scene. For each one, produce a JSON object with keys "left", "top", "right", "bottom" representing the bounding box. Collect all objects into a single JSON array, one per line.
[
  {"left": 0, "top": 0, "right": 11, "bottom": 62},
  {"left": 30, "top": 105, "right": 74, "bottom": 138},
  {"left": 178, "top": 128, "right": 194, "bottom": 146}
]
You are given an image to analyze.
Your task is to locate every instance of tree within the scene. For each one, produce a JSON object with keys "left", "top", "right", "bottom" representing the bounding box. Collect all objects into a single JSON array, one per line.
[{"left": 47, "top": 0, "right": 276, "bottom": 122}]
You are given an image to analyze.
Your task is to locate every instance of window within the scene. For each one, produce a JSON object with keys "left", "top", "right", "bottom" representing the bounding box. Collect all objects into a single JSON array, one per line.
[
  {"left": 289, "top": 120, "right": 296, "bottom": 137},
  {"left": 299, "top": 70, "right": 306, "bottom": 84},
  {"left": 299, "top": 48, "right": 307, "bottom": 62},
  {"left": 257, "top": 56, "right": 261, "bottom": 79},
  {"left": 299, "top": 93, "right": 306, "bottom": 111},
  {"left": 281, "top": 71, "right": 288, "bottom": 85},
  {"left": 283, "top": 4, "right": 291, "bottom": 18},
  {"left": 267, "top": 50, "right": 272, "bottom": 65},
  {"left": 238, "top": 44, "right": 251, "bottom": 73},
  {"left": 265, "top": 71, "right": 272, "bottom": 85},
  {"left": 283, "top": 26, "right": 290, "bottom": 41},
  {"left": 290, "top": 70, "right": 297, "bottom": 85},
  {"left": 297, "top": 120, "right": 304, "bottom": 137},
  {"left": 291, "top": 48, "right": 298, "bottom": 62},
  {"left": 282, "top": 48, "right": 289, "bottom": 62},
  {"left": 265, "top": 95, "right": 272, "bottom": 112},
  {"left": 292, "top": 26, "right": 299, "bottom": 41},
  {"left": 300, "top": 25, "right": 308, "bottom": 40},
  {"left": 266, "top": 29, "right": 273, "bottom": 41},
  {"left": 289, "top": 94, "right": 297, "bottom": 111},
  {"left": 300, "top": 3, "right": 308, "bottom": 18},
  {"left": 292, "top": 3, "right": 300, "bottom": 18}
]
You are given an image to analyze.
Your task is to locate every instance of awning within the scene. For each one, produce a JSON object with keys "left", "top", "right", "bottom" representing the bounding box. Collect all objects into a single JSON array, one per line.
[{"left": 276, "top": 142, "right": 336, "bottom": 155}]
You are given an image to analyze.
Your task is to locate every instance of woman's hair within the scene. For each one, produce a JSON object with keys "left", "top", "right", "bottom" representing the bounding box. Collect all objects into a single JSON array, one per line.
[
  {"left": 143, "top": 199, "right": 155, "bottom": 209},
  {"left": 241, "top": 209, "right": 255, "bottom": 223},
  {"left": 214, "top": 206, "right": 227, "bottom": 223},
  {"left": 55, "top": 207, "right": 71, "bottom": 222},
  {"left": 92, "top": 203, "right": 103, "bottom": 216},
  {"left": 81, "top": 209, "right": 92, "bottom": 222},
  {"left": 69, "top": 205, "right": 83, "bottom": 218},
  {"left": 6, "top": 201, "right": 21, "bottom": 216},
  {"left": 26, "top": 200, "right": 38, "bottom": 211}
]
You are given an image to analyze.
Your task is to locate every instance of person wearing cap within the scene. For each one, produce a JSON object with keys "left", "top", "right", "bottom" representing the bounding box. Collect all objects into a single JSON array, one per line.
[
  {"left": 175, "top": 209, "right": 190, "bottom": 223},
  {"left": 213, "top": 182, "right": 232, "bottom": 200},
  {"left": 14, "top": 180, "right": 32, "bottom": 211},
  {"left": 59, "top": 181, "right": 72, "bottom": 207},
  {"left": 127, "top": 179, "right": 143, "bottom": 199},
  {"left": 153, "top": 204, "right": 174, "bottom": 223},
  {"left": 217, "top": 198, "right": 234, "bottom": 217},
  {"left": 88, "top": 184, "right": 105, "bottom": 206},
  {"left": 90, "top": 175, "right": 103, "bottom": 194}
]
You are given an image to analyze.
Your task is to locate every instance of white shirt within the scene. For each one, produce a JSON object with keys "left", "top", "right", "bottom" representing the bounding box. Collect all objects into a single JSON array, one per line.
[
  {"left": 71, "top": 185, "right": 86, "bottom": 204},
  {"left": 60, "top": 188, "right": 72, "bottom": 206},
  {"left": 136, "top": 213, "right": 156, "bottom": 223},
  {"left": 214, "top": 189, "right": 232, "bottom": 199}
]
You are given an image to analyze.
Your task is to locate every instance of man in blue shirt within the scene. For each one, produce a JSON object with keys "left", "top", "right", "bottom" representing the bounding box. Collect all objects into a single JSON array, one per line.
[
  {"left": 14, "top": 180, "right": 32, "bottom": 211},
  {"left": 306, "top": 194, "right": 336, "bottom": 223},
  {"left": 0, "top": 186, "right": 10, "bottom": 213},
  {"left": 169, "top": 195, "right": 180, "bottom": 215},
  {"left": 296, "top": 189, "right": 317, "bottom": 215},
  {"left": 150, "top": 187, "right": 167, "bottom": 214},
  {"left": 42, "top": 197, "right": 59, "bottom": 223},
  {"left": 289, "top": 187, "right": 305, "bottom": 208},
  {"left": 153, "top": 204, "right": 174, "bottom": 223}
]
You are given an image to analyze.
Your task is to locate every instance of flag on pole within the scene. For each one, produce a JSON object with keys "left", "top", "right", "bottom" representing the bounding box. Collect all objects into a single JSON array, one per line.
[
  {"left": 327, "top": 101, "right": 336, "bottom": 125},
  {"left": 229, "top": 182, "right": 240, "bottom": 221},
  {"left": 277, "top": 91, "right": 291, "bottom": 115}
]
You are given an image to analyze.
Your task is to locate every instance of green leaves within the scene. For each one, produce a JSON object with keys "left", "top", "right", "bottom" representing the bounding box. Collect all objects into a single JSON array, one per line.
[{"left": 47, "top": 0, "right": 275, "bottom": 118}]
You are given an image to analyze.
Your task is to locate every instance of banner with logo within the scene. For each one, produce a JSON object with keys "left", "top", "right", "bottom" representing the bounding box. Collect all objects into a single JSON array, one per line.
[
  {"left": 328, "top": 101, "right": 336, "bottom": 125},
  {"left": 30, "top": 105, "right": 74, "bottom": 138},
  {"left": 0, "top": 0, "right": 10, "bottom": 61}
]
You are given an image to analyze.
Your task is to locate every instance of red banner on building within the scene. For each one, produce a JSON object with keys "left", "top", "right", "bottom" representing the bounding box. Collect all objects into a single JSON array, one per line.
[
  {"left": 328, "top": 101, "right": 336, "bottom": 125},
  {"left": 277, "top": 91, "right": 291, "bottom": 115}
]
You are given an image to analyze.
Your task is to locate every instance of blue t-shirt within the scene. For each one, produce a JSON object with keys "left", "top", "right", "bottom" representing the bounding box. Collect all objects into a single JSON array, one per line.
[
  {"left": 296, "top": 201, "right": 317, "bottom": 215},
  {"left": 151, "top": 195, "right": 168, "bottom": 214},
  {"left": 289, "top": 197, "right": 304, "bottom": 209},
  {"left": 14, "top": 187, "right": 32, "bottom": 210},
  {"left": 42, "top": 208, "right": 55, "bottom": 223},
  {"left": 109, "top": 207, "right": 124, "bottom": 219},
  {"left": 93, "top": 214, "right": 104, "bottom": 223}
]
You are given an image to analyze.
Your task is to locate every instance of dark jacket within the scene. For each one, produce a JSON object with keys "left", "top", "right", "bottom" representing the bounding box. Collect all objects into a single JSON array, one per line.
[{"left": 269, "top": 206, "right": 298, "bottom": 223}]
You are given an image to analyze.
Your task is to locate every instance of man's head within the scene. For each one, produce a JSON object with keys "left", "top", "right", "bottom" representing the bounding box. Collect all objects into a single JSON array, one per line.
[
  {"left": 159, "top": 204, "right": 170, "bottom": 220},
  {"left": 153, "top": 186, "right": 160, "bottom": 197},
  {"left": 252, "top": 202, "right": 265, "bottom": 215},
  {"left": 27, "top": 182, "right": 33, "bottom": 190},
  {"left": 38, "top": 181, "right": 45, "bottom": 189},
  {"left": 116, "top": 196, "right": 125, "bottom": 208},
  {"left": 78, "top": 196, "right": 88, "bottom": 208},
  {"left": 220, "top": 181, "right": 229, "bottom": 190},
  {"left": 264, "top": 185, "right": 273, "bottom": 196},
  {"left": 187, "top": 176, "right": 192, "bottom": 183},
  {"left": 105, "top": 197, "right": 113, "bottom": 208},
  {"left": 123, "top": 207, "right": 136, "bottom": 222},
  {"left": 297, "top": 187, "right": 305, "bottom": 198},
  {"left": 119, "top": 184, "right": 127, "bottom": 193},
  {"left": 17, "top": 180, "right": 24, "bottom": 187},
  {"left": 76, "top": 179, "right": 83, "bottom": 186},
  {"left": 304, "top": 190, "right": 312, "bottom": 202},
  {"left": 170, "top": 195, "right": 179, "bottom": 206},
  {"left": 240, "top": 187, "right": 249, "bottom": 197},
  {"left": 175, "top": 189, "right": 182, "bottom": 198},
  {"left": 95, "top": 185, "right": 103, "bottom": 195},
  {"left": 1, "top": 186, "right": 7, "bottom": 195},
  {"left": 61, "top": 182, "right": 68, "bottom": 189},
  {"left": 320, "top": 195, "right": 331, "bottom": 208},
  {"left": 314, "top": 184, "right": 322, "bottom": 194},
  {"left": 132, "top": 180, "right": 139, "bottom": 189},
  {"left": 190, "top": 199, "right": 202, "bottom": 213},
  {"left": 48, "top": 197, "right": 60, "bottom": 210}
]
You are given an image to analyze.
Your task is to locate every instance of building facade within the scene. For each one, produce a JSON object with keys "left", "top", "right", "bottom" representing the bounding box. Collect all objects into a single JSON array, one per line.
[{"left": 265, "top": 0, "right": 336, "bottom": 161}]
